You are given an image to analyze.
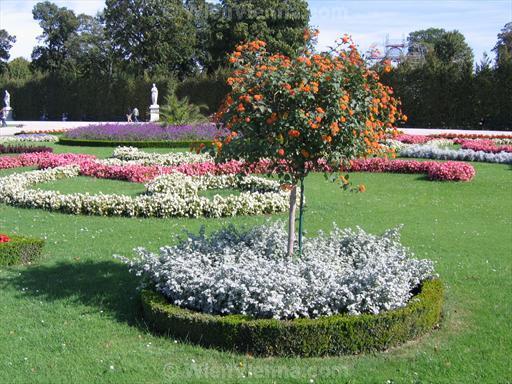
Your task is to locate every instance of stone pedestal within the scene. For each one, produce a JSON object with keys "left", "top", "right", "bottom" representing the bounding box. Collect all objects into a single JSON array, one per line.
[
  {"left": 4, "top": 107, "right": 13, "bottom": 121},
  {"left": 149, "top": 105, "right": 159, "bottom": 122}
]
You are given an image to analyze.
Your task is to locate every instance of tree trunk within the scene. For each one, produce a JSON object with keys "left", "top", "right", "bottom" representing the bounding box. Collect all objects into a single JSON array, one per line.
[{"left": 287, "top": 184, "right": 297, "bottom": 258}]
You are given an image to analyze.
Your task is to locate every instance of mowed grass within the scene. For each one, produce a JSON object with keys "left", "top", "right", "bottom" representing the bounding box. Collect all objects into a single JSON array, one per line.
[{"left": 0, "top": 143, "right": 511, "bottom": 383}]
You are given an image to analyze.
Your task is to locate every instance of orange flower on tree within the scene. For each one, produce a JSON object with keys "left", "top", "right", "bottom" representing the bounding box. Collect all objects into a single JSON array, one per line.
[{"left": 213, "top": 31, "right": 405, "bottom": 257}]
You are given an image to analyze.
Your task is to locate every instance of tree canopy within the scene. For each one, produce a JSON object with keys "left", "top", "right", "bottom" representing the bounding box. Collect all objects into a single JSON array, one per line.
[
  {"left": 0, "top": 29, "right": 16, "bottom": 73},
  {"left": 104, "top": 0, "right": 197, "bottom": 77}
]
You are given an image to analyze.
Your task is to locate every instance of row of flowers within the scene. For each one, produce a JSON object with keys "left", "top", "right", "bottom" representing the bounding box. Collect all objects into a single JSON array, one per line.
[
  {"left": 63, "top": 123, "right": 226, "bottom": 142},
  {"left": 399, "top": 145, "right": 512, "bottom": 164},
  {"left": 349, "top": 158, "right": 476, "bottom": 181},
  {"left": 0, "top": 166, "right": 290, "bottom": 218},
  {"left": 0, "top": 152, "right": 93, "bottom": 170},
  {"left": 0, "top": 134, "right": 58, "bottom": 143},
  {"left": 455, "top": 139, "right": 512, "bottom": 153},
  {"left": 0, "top": 149, "right": 476, "bottom": 183},
  {"left": 0, "top": 144, "right": 53, "bottom": 154}
]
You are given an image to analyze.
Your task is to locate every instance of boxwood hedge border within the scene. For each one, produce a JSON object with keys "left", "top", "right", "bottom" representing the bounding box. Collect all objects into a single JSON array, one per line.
[
  {"left": 140, "top": 279, "right": 443, "bottom": 357},
  {"left": 0, "top": 235, "right": 45, "bottom": 266},
  {"left": 58, "top": 137, "right": 211, "bottom": 148}
]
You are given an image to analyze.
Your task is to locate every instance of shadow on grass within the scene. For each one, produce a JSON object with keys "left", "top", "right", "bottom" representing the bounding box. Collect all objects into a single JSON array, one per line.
[{"left": 2, "top": 260, "right": 142, "bottom": 327}]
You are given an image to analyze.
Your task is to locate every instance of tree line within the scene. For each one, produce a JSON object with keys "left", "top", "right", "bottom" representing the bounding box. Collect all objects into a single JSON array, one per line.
[{"left": 0, "top": 1, "right": 510, "bottom": 129}]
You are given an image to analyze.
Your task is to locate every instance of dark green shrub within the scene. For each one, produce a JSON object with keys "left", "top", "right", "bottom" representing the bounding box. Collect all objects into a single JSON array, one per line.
[
  {"left": 57, "top": 138, "right": 212, "bottom": 148},
  {"left": 0, "top": 236, "right": 45, "bottom": 266},
  {"left": 140, "top": 279, "right": 443, "bottom": 357},
  {"left": 159, "top": 93, "right": 208, "bottom": 125}
]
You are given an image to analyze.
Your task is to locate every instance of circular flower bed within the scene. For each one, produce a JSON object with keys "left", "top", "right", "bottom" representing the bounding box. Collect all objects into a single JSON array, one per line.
[
  {"left": 118, "top": 222, "right": 442, "bottom": 356},
  {"left": 0, "top": 234, "right": 45, "bottom": 266},
  {"left": 0, "top": 166, "right": 290, "bottom": 218}
]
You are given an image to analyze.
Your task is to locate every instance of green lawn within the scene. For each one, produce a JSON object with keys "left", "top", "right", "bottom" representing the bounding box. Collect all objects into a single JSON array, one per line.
[{"left": 0, "top": 144, "right": 511, "bottom": 383}]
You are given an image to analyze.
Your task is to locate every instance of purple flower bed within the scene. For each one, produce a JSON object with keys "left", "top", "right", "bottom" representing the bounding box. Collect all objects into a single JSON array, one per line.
[
  {"left": 0, "top": 144, "right": 53, "bottom": 154},
  {"left": 63, "top": 123, "right": 225, "bottom": 142}
]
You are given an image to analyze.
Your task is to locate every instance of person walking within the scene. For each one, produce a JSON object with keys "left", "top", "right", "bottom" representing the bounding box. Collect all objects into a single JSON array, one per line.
[
  {"left": 126, "top": 107, "right": 133, "bottom": 122},
  {"left": 0, "top": 108, "right": 7, "bottom": 127},
  {"left": 132, "top": 107, "right": 139, "bottom": 122}
]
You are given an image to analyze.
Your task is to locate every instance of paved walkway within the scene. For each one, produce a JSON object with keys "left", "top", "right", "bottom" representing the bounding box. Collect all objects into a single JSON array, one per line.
[{"left": 0, "top": 121, "right": 511, "bottom": 137}]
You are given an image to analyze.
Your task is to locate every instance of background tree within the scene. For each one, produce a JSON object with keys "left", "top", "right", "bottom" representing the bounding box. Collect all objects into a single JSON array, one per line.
[
  {"left": 104, "top": 0, "right": 197, "bottom": 78},
  {"left": 493, "top": 22, "right": 512, "bottom": 65},
  {"left": 64, "top": 13, "right": 116, "bottom": 79},
  {"left": 205, "top": 0, "right": 310, "bottom": 72},
  {"left": 0, "top": 29, "right": 16, "bottom": 73},
  {"left": 31, "top": 1, "right": 80, "bottom": 72}
]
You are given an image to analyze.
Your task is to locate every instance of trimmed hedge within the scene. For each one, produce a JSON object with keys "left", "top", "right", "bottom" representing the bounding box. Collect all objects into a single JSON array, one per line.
[
  {"left": 58, "top": 137, "right": 212, "bottom": 148},
  {"left": 0, "top": 235, "right": 45, "bottom": 266},
  {"left": 141, "top": 279, "right": 443, "bottom": 357}
]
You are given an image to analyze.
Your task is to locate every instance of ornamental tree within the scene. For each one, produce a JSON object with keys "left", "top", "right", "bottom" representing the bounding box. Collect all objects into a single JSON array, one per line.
[{"left": 213, "top": 31, "right": 405, "bottom": 257}]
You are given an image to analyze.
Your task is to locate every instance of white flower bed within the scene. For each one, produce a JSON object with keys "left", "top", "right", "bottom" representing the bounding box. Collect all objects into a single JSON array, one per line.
[
  {"left": 0, "top": 134, "right": 58, "bottom": 143},
  {"left": 400, "top": 145, "right": 512, "bottom": 164},
  {"left": 0, "top": 166, "right": 289, "bottom": 218},
  {"left": 117, "top": 222, "right": 435, "bottom": 319},
  {"left": 112, "top": 146, "right": 211, "bottom": 166}
]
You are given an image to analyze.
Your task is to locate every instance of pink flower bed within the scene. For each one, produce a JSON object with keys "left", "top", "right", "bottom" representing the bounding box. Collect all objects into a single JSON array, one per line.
[
  {"left": 394, "top": 134, "right": 433, "bottom": 144},
  {"left": 426, "top": 161, "right": 476, "bottom": 182},
  {"left": 0, "top": 152, "right": 475, "bottom": 183},
  {"left": 0, "top": 153, "right": 94, "bottom": 170},
  {"left": 454, "top": 139, "right": 512, "bottom": 153},
  {"left": 349, "top": 158, "right": 475, "bottom": 182}
]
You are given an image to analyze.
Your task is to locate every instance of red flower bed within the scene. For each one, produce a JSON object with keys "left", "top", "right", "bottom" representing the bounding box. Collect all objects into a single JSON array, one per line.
[
  {"left": 0, "top": 152, "right": 475, "bottom": 183},
  {"left": 0, "top": 234, "right": 11, "bottom": 243},
  {"left": 394, "top": 134, "right": 433, "bottom": 144},
  {"left": 348, "top": 158, "right": 475, "bottom": 182},
  {"left": 0, "top": 153, "right": 95, "bottom": 170}
]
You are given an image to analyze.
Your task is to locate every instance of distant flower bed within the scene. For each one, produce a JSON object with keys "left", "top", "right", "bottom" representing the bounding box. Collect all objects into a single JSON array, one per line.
[
  {"left": 428, "top": 133, "right": 512, "bottom": 140},
  {"left": 394, "top": 134, "right": 433, "bottom": 144},
  {"left": 350, "top": 158, "right": 475, "bottom": 181},
  {"left": 63, "top": 123, "right": 225, "bottom": 142},
  {"left": 15, "top": 130, "right": 66, "bottom": 135},
  {"left": 455, "top": 139, "right": 512, "bottom": 153},
  {"left": 0, "top": 134, "right": 58, "bottom": 143},
  {"left": 0, "top": 152, "right": 94, "bottom": 170},
  {"left": 400, "top": 145, "right": 512, "bottom": 164},
  {"left": 0, "top": 144, "right": 53, "bottom": 154}
]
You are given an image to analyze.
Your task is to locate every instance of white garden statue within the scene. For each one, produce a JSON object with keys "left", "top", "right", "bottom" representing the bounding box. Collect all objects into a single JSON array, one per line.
[
  {"left": 4, "top": 90, "right": 10, "bottom": 108},
  {"left": 149, "top": 83, "right": 159, "bottom": 122},
  {"left": 3, "top": 90, "right": 13, "bottom": 121},
  {"left": 151, "top": 83, "right": 158, "bottom": 107}
]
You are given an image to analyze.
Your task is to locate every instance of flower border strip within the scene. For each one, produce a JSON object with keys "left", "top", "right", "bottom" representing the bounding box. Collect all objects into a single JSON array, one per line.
[
  {"left": 0, "top": 166, "right": 290, "bottom": 218},
  {"left": 140, "top": 279, "right": 443, "bottom": 357},
  {"left": 399, "top": 145, "right": 512, "bottom": 164}
]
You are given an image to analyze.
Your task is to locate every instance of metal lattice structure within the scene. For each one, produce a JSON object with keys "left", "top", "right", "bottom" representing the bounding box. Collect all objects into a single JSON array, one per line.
[{"left": 367, "top": 34, "right": 426, "bottom": 64}]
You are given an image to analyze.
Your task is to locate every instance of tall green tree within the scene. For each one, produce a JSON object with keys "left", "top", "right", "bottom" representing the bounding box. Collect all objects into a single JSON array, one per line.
[
  {"left": 493, "top": 22, "right": 512, "bottom": 65},
  {"left": 205, "top": 0, "right": 310, "bottom": 72},
  {"left": 104, "top": 0, "right": 197, "bottom": 77},
  {"left": 0, "top": 29, "right": 16, "bottom": 73},
  {"left": 64, "top": 13, "right": 116, "bottom": 78},
  {"left": 31, "top": 1, "right": 80, "bottom": 72}
]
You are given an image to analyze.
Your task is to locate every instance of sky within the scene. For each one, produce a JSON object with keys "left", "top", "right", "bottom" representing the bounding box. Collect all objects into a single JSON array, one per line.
[{"left": 0, "top": 0, "right": 510, "bottom": 63}]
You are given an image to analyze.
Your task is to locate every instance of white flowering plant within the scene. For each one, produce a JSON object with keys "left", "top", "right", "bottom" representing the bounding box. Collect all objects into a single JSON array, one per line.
[
  {"left": 117, "top": 221, "right": 436, "bottom": 320},
  {"left": 0, "top": 166, "right": 290, "bottom": 218},
  {"left": 112, "top": 146, "right": 211, "bottom": 166}
]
